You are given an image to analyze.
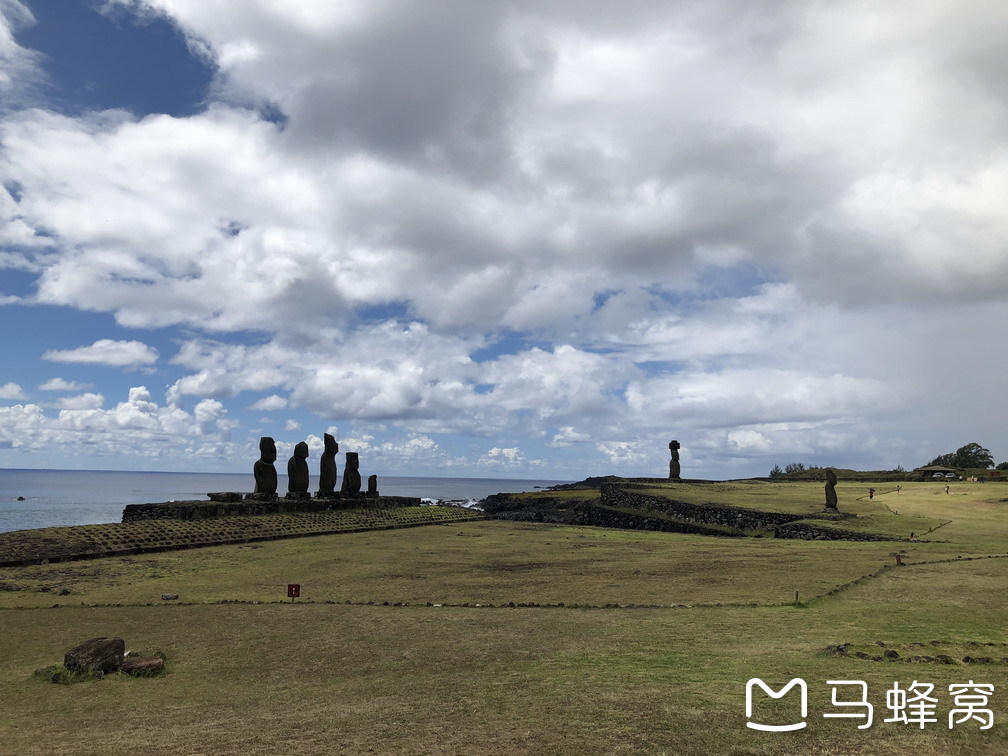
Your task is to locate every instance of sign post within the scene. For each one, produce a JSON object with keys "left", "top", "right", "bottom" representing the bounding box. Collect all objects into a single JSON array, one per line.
[{"left": 287, "top": 583, "right": 300, "bottom": 603}]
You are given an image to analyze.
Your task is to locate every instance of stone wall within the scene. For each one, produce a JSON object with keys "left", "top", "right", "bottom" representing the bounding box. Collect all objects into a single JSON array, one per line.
[
  {"left": 772, "top": 522, "right": 899, "bottom": 541},
  {"left": 600, "top": 483, "right": 805, "bottom": 531},
  {"left": 571, "top": 503, "right": 748, "bottom": 537},
  {"left": 483, "top": 483, "right": 903, "bottom": 541},
  {"left": 122, "top": 495, "right": 422, "bottom": 522}
]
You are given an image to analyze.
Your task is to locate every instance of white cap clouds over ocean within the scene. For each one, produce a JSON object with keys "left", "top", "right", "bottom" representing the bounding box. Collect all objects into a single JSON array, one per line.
[{"left": 1, "top": 0, "right": 1007, "bottom": 476}]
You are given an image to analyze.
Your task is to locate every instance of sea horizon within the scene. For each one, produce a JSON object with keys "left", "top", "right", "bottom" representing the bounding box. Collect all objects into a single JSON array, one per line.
[{"left": 0, "top": 468, "right": 573, "bottom": 534}]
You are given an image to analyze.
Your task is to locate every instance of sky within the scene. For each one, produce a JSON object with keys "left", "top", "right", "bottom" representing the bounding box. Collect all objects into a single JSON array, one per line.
[{"left": 1, "top": 0, "right": 1008, "bottom": 479}]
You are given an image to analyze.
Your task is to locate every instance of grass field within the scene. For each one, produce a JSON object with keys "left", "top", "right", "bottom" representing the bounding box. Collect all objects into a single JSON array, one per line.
[{"left": 0, "top": 480, "right": 1005, "bottom": 754}]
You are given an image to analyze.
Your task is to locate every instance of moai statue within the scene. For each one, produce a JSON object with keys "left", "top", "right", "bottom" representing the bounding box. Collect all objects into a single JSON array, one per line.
[
  {"left": 668, "top": 440, "right": 681, "bottom": 480},
  {"left": 367, "top": 474, "right": 379, "bottom": 498},
  {"left": 341, "top": 451, "right": 362, "bottom": 496},
  {"left": 317, "top": 433, "right": 339, "bottom": 497},
  {"left": 286, "top": 441, "right": 310, "bottom": 497},
  {"left": 251, "top": 437, "right": 278, "bottom": 497},
  {"left": 824, "top": 468, "right": 839, "bottom": 511}
]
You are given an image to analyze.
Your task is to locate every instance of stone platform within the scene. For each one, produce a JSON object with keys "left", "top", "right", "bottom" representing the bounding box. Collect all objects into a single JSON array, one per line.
[{"left": 122, "top": 494, "right": 422, "bottom": 522}]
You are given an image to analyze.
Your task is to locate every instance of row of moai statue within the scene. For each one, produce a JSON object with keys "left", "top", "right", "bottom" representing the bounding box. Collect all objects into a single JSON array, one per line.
[{"left": 248, "top": 434, "right": 378, "bottom": 500}]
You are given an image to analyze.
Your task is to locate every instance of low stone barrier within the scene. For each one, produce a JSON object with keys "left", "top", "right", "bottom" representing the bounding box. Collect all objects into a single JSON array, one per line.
[
  {"left": 484, "top": 483, "right": 903, "bottom": 541},
  {"left": 0, "top": 505, "right": 483, "bottom": 567},
  {"left": 571, "top": 503, "right": 748, "bottom": 537},
  {"left": 122, "top": 495, "right": 422, "bottom": 522},
  {"left": 600, "top": 483, "right": 805, "bottom": 531},
  {"left": 773, "top": 522, "right": 900, "bottom": 542}
]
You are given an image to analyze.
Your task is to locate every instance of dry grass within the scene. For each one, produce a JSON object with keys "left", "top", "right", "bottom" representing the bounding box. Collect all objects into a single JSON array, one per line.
[
  {"left": 0, "top": 520, "right": 910, "bottom": 608},
  {"left": 0, "top": 505, "right": 483, "bottom": 565},
  {"left": 0, "top": 481, "right": 1006, "bottom": 754}
]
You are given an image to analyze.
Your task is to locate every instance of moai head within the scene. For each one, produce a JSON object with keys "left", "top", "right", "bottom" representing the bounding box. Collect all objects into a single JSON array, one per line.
[
  {"left": 345, "top": 451, "right": 359, "bottom": 470},
  {"left": 825, "top": 468, "right": 837, "bottom": 486},
  {"left": 669, "top": 440, "right": 680, "bottom": 453},
  {"left": 294, "top": 441, "right": 309, "bottom": 459},
  {"left": 323, "top": 433, "right": 338, "bottom": 454},
  {"left": 260, "top": 437, "right": 277, "bottom": 463}
]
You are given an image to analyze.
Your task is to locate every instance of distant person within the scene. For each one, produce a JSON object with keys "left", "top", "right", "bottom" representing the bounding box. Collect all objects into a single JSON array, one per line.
[
  {"left": 945, "top": 485, "right": 950, "bottom": 495},
  {"left": 868, "top": 488, "right": 875, "bottom": 500},
  {"left": 896, "top": 485, "right": 901, "bottom": 494}
]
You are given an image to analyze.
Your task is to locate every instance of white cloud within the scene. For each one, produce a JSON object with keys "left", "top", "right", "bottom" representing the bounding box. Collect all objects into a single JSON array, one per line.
[
  {"left": 4, "top": 2, "right": 1008, "bottom": 476},
  {"left": 0, "top": 385, "right": 236, "bottom": 458},
  {"left": 595, "top": 440, "right": 651, "bottom": 467},
  {"left": 0, "top": 381, "right": 26, "bottom": 400},
  {"left": 284, "top": 418, "right": 300, "bottom": 432},
  {"left": 38, "top": 377, "right": 92, "bottom": 392},
  {"left": 43, "top": 339, "right": 159, "bottom": 367},
  {"left": 248, "top": 394, "right": 287, "bottom": 410},
  {"left": 0, "top": 0, "right": 43, "bottom": 106},
  {"left": 549, "top": 426, "right": 591, "bottom": 448},
  {"left": 478, "top": 446, "right": 543, "bottom": 470},
  {"left": 55, "top": 392, "right": 104, "bottom": 410}
]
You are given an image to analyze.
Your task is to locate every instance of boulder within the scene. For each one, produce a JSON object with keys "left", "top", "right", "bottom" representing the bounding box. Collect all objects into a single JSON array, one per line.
[
  {"left": 121, "top": 656, "right": 165, "bottom": 676},
  {"left": 64, "top": 637, "right": 125, "bottom": 674},
  {"left": 207, "top": 492, "right": 243, "bottom": 502}
]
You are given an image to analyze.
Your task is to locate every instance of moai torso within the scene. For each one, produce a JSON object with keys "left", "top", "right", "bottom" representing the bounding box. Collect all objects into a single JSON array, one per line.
[
  {"left": 669, "top": 440, "right": 681, "bottom": 480},
  {"left": 341, "top": 452, "right": 361, "bottom": 495},
  {"left": 253, "top": 437, "right": 278, "bottom": 494},
  {"left": 318, "top": 434, "right": 339, "bottom": 494},
  {"left": 824, "top": 468, "right": 838, "bottom": 510},
  {"left": 287, "top": 441, "right": 310, "bottom": 493}
]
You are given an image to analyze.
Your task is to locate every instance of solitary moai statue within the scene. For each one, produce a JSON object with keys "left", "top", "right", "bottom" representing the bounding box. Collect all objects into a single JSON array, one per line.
[
  {"left": 317, "top": 433, "right": 339, "bottom": 496},
  {"left": 824, "top": 468, "right": 839, "bottom": 511},
  {"left": 252, "top": 437, "right": 278, "bottom": 495},
  {"left": 367, "top": 474, "right": 379, "bottom": 497},
  {"left": 669, "top": 440, "right": 681, "bottom": 480},
  {"left": 287, "top": 441, "right": 310, "bottom": 494},
  {"left": 341, "top": 452, "right": 361, "bottom": 495}
]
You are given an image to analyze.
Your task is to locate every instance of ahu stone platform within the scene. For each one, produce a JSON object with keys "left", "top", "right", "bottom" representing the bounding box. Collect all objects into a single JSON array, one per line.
[{"left": 122, "top": 494, "right": 422, "bottom": 522}]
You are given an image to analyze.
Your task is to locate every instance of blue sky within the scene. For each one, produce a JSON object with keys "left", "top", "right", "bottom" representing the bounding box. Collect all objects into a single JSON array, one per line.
[{"left": 2, "top": 1, "right": 1008, "bottom": 478}]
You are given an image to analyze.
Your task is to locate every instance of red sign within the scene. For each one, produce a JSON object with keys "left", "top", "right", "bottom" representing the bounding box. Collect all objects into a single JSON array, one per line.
[{"left": 287, "top": 584, "right": 300, "bottom": 598}]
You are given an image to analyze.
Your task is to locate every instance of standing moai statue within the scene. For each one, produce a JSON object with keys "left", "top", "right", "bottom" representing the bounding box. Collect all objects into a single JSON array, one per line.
[
  {"left": 317, "top": 433, "right": 339, "bottom": 497},
  {"left": 668, "top": 440, "right": 681, "bottom": 480},
  {"left": 251, "top": 436, "right": 278, "bottom": 497},
  {"left": 824, "top": 468, "right": 839, "bottom": 511},
  {"left": 286, "top": 441, "right": 310, "bottom": 496},
  {"left": 341, "top": 451, "right": 361, "bottom": 496},
  {"left": 367, "top": 474, "right": 379, "bottom": 498}
]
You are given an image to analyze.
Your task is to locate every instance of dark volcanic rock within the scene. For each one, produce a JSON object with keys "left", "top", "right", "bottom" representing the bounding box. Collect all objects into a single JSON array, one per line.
[
  {"left": 121, "top": 656, "right": 165, "bottom": 676},
  {"left": 64, "top": 637, "right": 125, "bottom": 674},
  {"left": 207, "top": 492, "right": 242, "bottom": 502}
]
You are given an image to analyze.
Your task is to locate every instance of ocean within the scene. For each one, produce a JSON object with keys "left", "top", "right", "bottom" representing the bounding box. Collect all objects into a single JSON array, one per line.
[{"left": 0, "top": 468, "right": 570, "bottom": 533}]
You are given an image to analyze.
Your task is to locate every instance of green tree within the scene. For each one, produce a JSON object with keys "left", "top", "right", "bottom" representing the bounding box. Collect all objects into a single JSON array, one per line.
[
  {"left": 784, "top": 462, "right": 806, "bottom": 475},
  {"left": 769, "top": 464, "right": 784, "bottom": 479},
  {"left": 996, "top": 461, "right": 1008, "bottom": 471},
  {"left": 927, "top": 442, "right": 994, "bottom": 469}
]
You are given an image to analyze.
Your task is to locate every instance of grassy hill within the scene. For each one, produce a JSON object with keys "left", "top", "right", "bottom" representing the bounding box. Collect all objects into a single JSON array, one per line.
[{"left": 0, "top": 479, "right": 1005, "bottom": 754}]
